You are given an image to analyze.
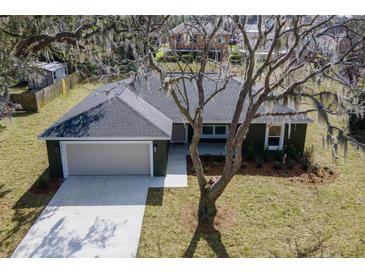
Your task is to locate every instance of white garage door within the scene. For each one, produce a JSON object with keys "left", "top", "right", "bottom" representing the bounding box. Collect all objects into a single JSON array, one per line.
[{"left": 63, "top": 142, "right": 151, "bottom": 176}]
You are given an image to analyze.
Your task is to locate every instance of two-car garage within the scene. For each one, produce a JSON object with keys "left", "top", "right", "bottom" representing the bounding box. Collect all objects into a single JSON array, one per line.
[{"left": 60, "top": 141, "right": 153, "bottom": 178}]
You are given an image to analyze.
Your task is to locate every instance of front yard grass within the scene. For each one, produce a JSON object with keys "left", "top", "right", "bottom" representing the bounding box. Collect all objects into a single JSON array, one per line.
[
  {"left": 0, "top": 82, "right": 99, "bottom": 257},
  {"left": 138, "top": 120, "right": 365, "bottom": 257}
]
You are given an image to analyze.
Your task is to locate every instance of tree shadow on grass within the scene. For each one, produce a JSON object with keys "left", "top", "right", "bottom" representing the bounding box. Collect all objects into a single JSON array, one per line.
[
  {"left": 12, "top": 111, "right": 35, "bottom": 118},
  {"left": 13, "top": 168, "right": 55, "bottom": 209},
  {"left": 0, "top": 184, "right": 12, "bottom": 199},
  {"left": 0, "top": 124, "right": 7, "bottom": 132},
  {"left": 2, "top": 168, "right": 60, "bottom": 252},
  {"left": 183, "top": 225, "right": 230, "bottom": 258}
]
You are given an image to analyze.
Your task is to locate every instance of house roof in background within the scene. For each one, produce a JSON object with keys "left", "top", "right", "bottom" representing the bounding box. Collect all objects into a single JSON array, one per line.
[{"left": 34, "top": 61, "right": 67, "bottom": 72}]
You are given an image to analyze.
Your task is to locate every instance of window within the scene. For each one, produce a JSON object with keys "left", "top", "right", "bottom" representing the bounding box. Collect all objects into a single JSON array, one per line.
[
  {"left": 176, "top": 34, "right": 181, "bottom": 43},
  {"left": 202, "top": 125, "right": 227, "bottom": 138},
  {"left": 189, "top": 34, "right": 198, "bottom": 44},
  {"left": 265, "top": 125, "right": 284, "bottom": 150},
  {"left": 216, "top": 35, "right": 224, "bottom": 44},
  {"left": 215, "top": 125, "right": 227, "bottom": 135}
]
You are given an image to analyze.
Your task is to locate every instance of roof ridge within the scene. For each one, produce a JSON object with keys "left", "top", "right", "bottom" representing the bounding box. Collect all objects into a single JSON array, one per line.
[
  {"left": 114, "top": 97, "right": 170, "bottom": 138},
  {"left": 118, "top": 88, "right": 172, "bottom": 137}
]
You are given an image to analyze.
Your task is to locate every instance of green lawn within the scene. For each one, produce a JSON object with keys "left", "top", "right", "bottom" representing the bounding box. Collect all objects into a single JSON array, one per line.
[
  {"left": 0, "top": 82, "right": 99, "bottom": 257},
  {"left": 8, "top": 85, "right": 29, "bottom": 94},
  {"left": 137, "top": 120, "right": 365, "bottom": 257}
]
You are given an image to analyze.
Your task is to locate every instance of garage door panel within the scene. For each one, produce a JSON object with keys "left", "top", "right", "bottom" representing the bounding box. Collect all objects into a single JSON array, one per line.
[{"left": 65, "top": 143, "right": 150, "bottom": 176}]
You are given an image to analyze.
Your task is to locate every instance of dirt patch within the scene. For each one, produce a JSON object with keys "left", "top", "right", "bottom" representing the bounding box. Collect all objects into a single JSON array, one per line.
[
  {"left": 181, "top": 201, "right": 236, "bottom": 233},
  {"left": 187, "top": 156, "right": 338, "bottom": 185},
  {"left": 30, "top": 177, "right": 63, "bottom": 195}
]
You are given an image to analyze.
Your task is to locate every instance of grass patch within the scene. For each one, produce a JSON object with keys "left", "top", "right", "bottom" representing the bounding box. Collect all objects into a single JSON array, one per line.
[
  {"left": 0, "top": 81, "right": 100, "bottom": 257},
  {"left": 8, "top": 86, "right": 29, "bottom": 94},
  {"left": 138, "top": 118, "right": 365, "bottom": 257}
]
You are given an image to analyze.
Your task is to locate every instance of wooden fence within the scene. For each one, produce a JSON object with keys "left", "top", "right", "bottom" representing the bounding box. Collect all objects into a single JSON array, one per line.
[{"left": 10, "top": 72, "right": 81, "bottom": 112}]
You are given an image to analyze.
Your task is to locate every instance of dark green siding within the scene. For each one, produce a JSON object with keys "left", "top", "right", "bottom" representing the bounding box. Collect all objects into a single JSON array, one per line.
[
  {"left": 242, "top": 124, "right": 266, "bottom": 155},
  {"left": 283, "top": 123, "right": 307, "bottom": 154},
  {"left": 186, "top": 122, "right": 307, "bottom": 156},
  {"left": 46, "top": 140, "right": 63, "bottom": 178},
  {"left": 153, "top": 140, "right": 169, "bottom": 176}
]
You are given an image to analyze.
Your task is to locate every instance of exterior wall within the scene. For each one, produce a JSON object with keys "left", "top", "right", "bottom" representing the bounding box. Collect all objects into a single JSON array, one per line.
[
  {"left": 46, "top": 140, "right": 64, "bottom": 178},
  {"left": 171, "top": 123, "right": 187, "bottom": 143},
  {"left": 185, "top": 122, "right": 307, "bottom": 155},
  {"left": 169, "top": 32, "right": 230, "bottom": 60},
  {"left": 153, "top": 140, "right": 170, "bottom": 176},
  {"left": 46, "top": 139, "right": 170, "bottom": 178},
  {"left": 242, "top": 124, "right": 267, "bottom": 154},
  {"left": 283, "top": 123, "right": 307, "bottom": 154}
]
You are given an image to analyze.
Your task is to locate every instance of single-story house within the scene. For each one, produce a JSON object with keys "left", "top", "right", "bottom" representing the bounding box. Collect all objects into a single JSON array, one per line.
[
  {"left": 28, "top": 62, "right": 69, "bottom": 90},
  {"left": 39, "top": 74, "right": 312, "bottom": 178}
]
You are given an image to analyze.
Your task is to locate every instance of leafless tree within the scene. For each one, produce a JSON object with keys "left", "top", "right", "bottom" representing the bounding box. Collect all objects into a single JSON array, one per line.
[{"left": 124, "top": 15, "right": 365, "bottom": 227}]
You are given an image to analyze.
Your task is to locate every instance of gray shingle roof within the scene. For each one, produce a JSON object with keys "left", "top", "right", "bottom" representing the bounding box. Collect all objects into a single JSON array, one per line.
[
  {"left": 35, "top": 61, "right": 67, "bottom": 72},
  {"left": 122, "top": 74, "right": 312, "bottom": 124},
  {"left": 40, "top": 97, "right": 171, "bottom": 139},
  {"left": 40, "top": 74, "right": 312, "bottom": 139}
]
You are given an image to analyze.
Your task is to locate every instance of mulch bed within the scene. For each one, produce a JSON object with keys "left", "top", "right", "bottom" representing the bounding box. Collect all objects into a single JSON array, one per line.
[
  {"left": 181, "top": 201, "right": 236, "bottom": 233},
  {"left": 187, "top": 156, "right": 338, "bottom": 185},
  {"left": 29, "top": 177, "right": 63, "bottom": 195}
]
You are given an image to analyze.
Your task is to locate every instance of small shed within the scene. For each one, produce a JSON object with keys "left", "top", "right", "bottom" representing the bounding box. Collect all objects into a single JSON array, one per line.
[{"left": 28, "top": 62, "right": 69, "bottom": 90}]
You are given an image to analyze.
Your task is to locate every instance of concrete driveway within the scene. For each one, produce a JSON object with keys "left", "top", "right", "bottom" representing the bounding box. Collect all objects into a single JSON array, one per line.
[
  {"left": 12, "top": 176, "right": 152, "bottom": 258},
  {"left": 12, "top": 144, "right": 188, "bottom": 258}
]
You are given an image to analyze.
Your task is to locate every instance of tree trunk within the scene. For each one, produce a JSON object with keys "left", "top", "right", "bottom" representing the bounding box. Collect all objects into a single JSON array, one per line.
[{"left": 198, "top": 191, "right": 217, "bottom": 228}]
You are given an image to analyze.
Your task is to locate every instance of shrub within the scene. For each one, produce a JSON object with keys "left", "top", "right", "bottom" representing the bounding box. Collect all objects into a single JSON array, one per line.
[
  {"left": 302, "top": 146, "right": 315, "bottom": 171},
  {"left": 285, "top": 144, "right": 298, "bottom": 161},
  {"left": 262, "top": 146, "right": 269, "bottom": 161},
  {"left": 312, "top": 163, "right": 321, "bottom": 175},
  {"left": 286, "top": 158, "right": 295, "bottom": 169},
  {"left": 163, "top": 55, "right": 177, "bottom": 62},
  {"left": 301, "top": 158, "right": 309, "bottom": 171},
  {"left": 119, "top": 61, "right": 137, "bottom": 73},
  {"left": 246, "top": 143, "right": 255, "bottom": 161},
  {"left": 273, "top": 161, "right": 282, "bottom": 170},
  {"left": 181, "top": 54, "right": 194, "bottom": 63},
  {"left": 275, "top": 150, "right": 285, "bottom": 162},
  {"left": 256, "top": 158, "right": 264, "bottom": 168},
  {"left": 37, "top": 178, "right": 49, "bottom": 190},
  {"left": 229, "top": 51, "right": 243, "bottom": 65},
  {"left": 155, "top": 51, "right": 165, "bottom": 62}
]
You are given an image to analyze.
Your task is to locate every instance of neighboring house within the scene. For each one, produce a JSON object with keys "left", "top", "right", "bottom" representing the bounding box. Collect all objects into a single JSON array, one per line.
[
  {"left": 237, "top": 23, "right": 278, "bottom": 60},
  {"left": 28, "top": 62, "right": 68, "bottom": 90},
  {"left": 169, "top": 22, "right": 231, "bottom": 61},
  {"left": 39, "top": 74, "right": 312, "bottom": 179}
]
